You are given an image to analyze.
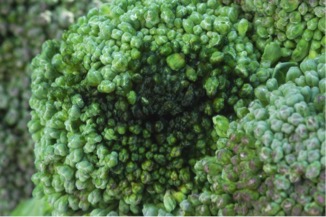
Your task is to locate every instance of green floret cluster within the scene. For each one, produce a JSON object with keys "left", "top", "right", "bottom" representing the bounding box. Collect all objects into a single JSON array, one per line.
[
  {"left": 238, "top": 0, "right": 325, "bottom": 64},
  {"left": 246, "top": 55, "right": 325, "bottom": 216},
  {"left": 0, "top": 0, "right": 105, "bottom": 215},
  {"left": 11, "top": 0, "right": 324, "bottom": 216},
  {"left": 139, "top": 53, "right": 325, "bottom": 216},
  {"left": 29, "top": 0, "right": 261, "bottom": 215},
  {"left": 182, "top": 54, "right": 325, "bottom": 216}
]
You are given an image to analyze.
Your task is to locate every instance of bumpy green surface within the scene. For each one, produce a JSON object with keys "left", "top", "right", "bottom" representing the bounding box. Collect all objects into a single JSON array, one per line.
[
  {"left": 141, "top": 54, "right": 325, "bottom": 216},
  {"left": 238, "top": 0, "right": 325, "bottom": 65},
  {"left": 0, "top": 0, "right": 105, "bottom": 214},
  {"left": 29, "top": 0, "right": 261, "bottom": 215},
  {"left": 27, "top": 0, "right": 326, "bottom": 216},
  {"left": 183, "top": 54, "right": 325, "bottom": 216}
]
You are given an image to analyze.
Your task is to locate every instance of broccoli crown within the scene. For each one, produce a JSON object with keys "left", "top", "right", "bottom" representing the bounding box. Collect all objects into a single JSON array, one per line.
[
  {"left": 139, "top": 54, "right": 325, "bottom": 216},
  {"left": 238, "top": 0, "right": 325, "bottom": 64},
  {"left": 243, "top": 54, "right": 325, "bottom": 215},
  {"left": 0, "top": 0, "right": 105, "bottom": 215},
  {"left": 182, "top": 54, "right": 325, "bottom": 216},
  {"left": 29, "top": 0, "right": 261, "bottom": 215}
]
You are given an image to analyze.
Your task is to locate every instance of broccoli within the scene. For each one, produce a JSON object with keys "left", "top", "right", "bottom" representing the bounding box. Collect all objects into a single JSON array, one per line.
[
  {"left": 28, "top": 0, "right": 261, "bottom": 215},
  {"left": 237, "top": 0, "right": 325, "bottom": 64},
  {"left": 10, "top": 0, "right": 324, "bottom": 216},
  {"left": 179, "top": 54, "right": 325, "bottom": 216},
  {"left": 0, "top": 0, "right": 105, "bottom": 214}
]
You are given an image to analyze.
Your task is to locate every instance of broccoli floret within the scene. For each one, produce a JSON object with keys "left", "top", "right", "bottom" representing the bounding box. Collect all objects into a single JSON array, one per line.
[
  {"left": 249, "top": 54, "right": 325, "bottom": 215},
  {"left": 142, "top": 192, "right": 219, "bottom": 216},
  {"left": 29, "top": 0, "right": 261, "bottom": 215},
  {"left": 189, "top": 54, "right": 325, "bottom": 216},
  {"left": 238, "top": 0, "right": 325, "bottom": 64},
  {"left": 0, "top": 0, "right": 105, "bottom": 215}
]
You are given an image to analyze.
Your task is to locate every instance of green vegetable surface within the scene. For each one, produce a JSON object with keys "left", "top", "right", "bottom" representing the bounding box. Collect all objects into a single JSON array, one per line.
[
  {"left": 0, "top": 0, "right": 321, "bottom": 216},
  {"left": 190, "top": 54, "right": 326, "bottom": 216},
  {"left": 10, "top": 198, "right": 52, "bottom": 216},
  {"left": 0, "top": 0, "right": 105, "bottom": 215},
  {"left": 142, "top": 53, "right": 326, "bottom": 216},
  {"left": 239, "top": 0, "right": 325, "bottom": 64},
  {"left": 29, "top": 0, "right": 260, "bottom": 215}
]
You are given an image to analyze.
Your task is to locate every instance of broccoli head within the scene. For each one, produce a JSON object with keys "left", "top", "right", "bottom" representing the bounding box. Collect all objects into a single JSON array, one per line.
[
  {"left": 187, "top": 53, "right": 325, "bottom": 216},
  {"left": 29, "top": 0, "right": 260, "bottom": 215}
]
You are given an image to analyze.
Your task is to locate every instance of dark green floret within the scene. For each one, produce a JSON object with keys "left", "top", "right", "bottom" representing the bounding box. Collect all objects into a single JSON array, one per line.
[{"left": 29, "top": 0, "right": 260, "bottom": 215}]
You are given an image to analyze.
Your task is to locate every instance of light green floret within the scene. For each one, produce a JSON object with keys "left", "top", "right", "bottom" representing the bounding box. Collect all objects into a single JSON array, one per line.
[
  {"left": 245, "top": 54, "right": 325, "bottom": 216},
  {"left": 224, "top": 54, "right": 325, "bottom": 215},
  {"left": 29, "top": 0, "right": 260, "bottom": 215},
  {"left": 158, "top": 54, "right": 325, "bottom": 216},
  {"left": 238, "top": 0, "right": 325, "bottom": 63},
  {"left": 166, "top": 53, "right": 186, "bottom": 71}
]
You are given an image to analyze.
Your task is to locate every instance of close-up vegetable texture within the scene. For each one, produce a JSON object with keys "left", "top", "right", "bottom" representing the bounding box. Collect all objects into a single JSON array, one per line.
[
  {"left": 0, "top": 0, "right": 104, "bottom": 215},
  {"left": 0, "top": 0, "right": 325, "bottom": 216}
]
